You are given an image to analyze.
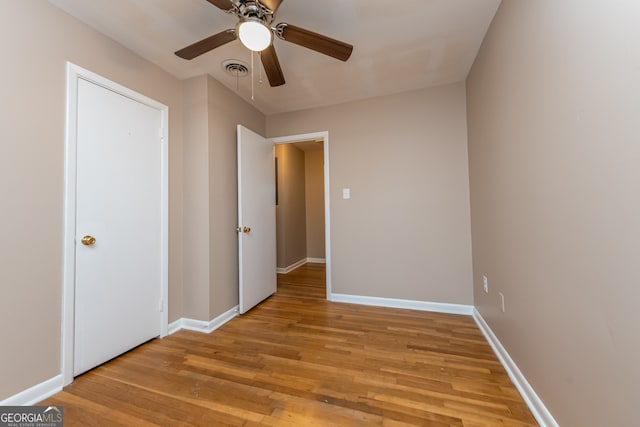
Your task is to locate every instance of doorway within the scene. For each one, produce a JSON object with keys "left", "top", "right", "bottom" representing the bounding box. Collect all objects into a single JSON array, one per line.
[
  {"left": 272, "top": 133, "right": 331, "bottom": 297},
  {"left": 61, "top": 63, "right": 169, "bottom": 385}
]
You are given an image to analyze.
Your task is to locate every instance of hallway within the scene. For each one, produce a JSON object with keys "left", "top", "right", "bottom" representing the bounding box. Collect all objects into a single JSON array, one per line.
[{"left": 277, "top": 262, "right": 326, "bottom": 300}]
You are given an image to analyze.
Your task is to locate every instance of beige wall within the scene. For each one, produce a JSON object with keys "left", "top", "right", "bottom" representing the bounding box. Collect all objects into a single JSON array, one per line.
[
  {"left": 267, "top": 83, "right": 473, "bottom": 304},
  {"left": 0, "top": 1, "right": 184, "bottom": 400},
  {"left": 182, "top": 76, "right": 210, "bottom": 320},
  {"left": 305, "top": 147, "right": 325, "bottom": 259},
  {"left": 275, "top": 144, "right": 307, "bottom": 268},
  {"left": 466, "top": 1, "right": 640, "bottom": 425}
]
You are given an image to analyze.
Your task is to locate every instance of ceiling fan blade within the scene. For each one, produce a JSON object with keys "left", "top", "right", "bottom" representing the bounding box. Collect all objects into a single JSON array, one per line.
[
  {"left": 261, "top": 0, "right": 284, "bottom": 13},
  {"left": 279, "top": 23, "right": 353, "bottom": 61},
  {"left": 204, "top": 0, "right": 233, "bottom": 10},
  {"left": 260, "top": 44, "right": 285, "bottom": 87},
  {"left": 175, "top": 29, "right": 236, "bottom": 60}
]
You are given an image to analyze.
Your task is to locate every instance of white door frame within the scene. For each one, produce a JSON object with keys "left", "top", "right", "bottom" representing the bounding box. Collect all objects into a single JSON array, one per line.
[
  {"left": 271, "top": 131, "right": 333, "bottom": 299},
  {"left": 61, "top": 63, "right": 169, "bottom": 385}
]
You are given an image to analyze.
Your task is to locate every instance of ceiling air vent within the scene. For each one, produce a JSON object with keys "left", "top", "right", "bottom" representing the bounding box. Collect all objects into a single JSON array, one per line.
[{"left": 222, "top": 59, "right": 249, "bottom": 77}]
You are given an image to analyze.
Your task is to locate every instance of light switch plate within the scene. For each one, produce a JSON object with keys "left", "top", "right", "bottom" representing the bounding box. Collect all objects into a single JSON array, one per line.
[{"left": 342, "top": 188, "right": 350, "bottom": 199}]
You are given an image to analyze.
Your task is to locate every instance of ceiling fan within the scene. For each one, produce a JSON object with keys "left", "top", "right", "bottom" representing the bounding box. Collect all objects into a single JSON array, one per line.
[{"left": 175, "top": 0, "right": 354, "bottom": 87}]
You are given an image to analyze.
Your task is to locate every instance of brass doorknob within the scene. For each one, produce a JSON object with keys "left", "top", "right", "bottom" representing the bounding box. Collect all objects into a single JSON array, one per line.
[
  {"left": 243, "top": 226, "right": 251, "bottom": 233},
  {"left": 81, "top": 235, "right": 96, "bottom": 246}
]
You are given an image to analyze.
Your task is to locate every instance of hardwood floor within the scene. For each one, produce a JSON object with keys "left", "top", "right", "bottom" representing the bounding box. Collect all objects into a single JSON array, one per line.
[{"left": 41, "top": 264, "right": 537, "bottom": 426}]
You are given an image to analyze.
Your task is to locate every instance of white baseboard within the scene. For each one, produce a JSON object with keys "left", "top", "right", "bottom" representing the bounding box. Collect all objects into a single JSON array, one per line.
[
  {"left": 473, "top": 308, "right": 558, "bottom": 427},
  {"left": 168, "top": 305, "right": 239, "bottom": 335},
  {"left": 1, "top": 374, "right": 63, "bottom": 406},
  {"left": 276, "top": 258, "right": 307, "bottom": 274},
  {"left": 330, "top": 293, "right": 474, "bottom": 315},
  {"left": 277, "top": 257, "right": 327, "bottom": 274}
]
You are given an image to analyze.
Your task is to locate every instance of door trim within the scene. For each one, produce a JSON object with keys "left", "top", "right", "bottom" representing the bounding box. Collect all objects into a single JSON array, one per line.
[
  {"left": 61, "top": 62, "right": 169, "bottom": 386},
  {"left": 270, "top": 131, "right": 332, "bottom": 298}
]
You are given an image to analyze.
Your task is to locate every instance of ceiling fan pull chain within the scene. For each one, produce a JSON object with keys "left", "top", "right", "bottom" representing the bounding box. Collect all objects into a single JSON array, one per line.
[
  {"left": 259, "top": 51, "right": 263, "bottom": 84},
  {"left": 251, "top": 50, "right": 255, "bottom": 101}
]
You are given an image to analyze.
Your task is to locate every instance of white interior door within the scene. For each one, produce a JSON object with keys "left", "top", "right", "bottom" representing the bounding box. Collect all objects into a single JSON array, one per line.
[
  {"left": 74, "top": 78, "right": 162, "bottom": 376},
  {"left": 237, "top": 125, "right": 277, "bottom": 314}
]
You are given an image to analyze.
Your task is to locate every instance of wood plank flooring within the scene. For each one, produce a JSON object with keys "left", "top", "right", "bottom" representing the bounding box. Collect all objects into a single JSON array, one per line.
[{"left": 41, "top": 264, "right": 537, "bottom": 426}]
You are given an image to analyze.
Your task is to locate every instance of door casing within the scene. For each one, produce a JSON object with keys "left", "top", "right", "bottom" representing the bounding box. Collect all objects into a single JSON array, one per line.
[
  {"left": 61, "top": 63, "right": 169, "bottom": 385},
  {"left": 271, "top": 131, "right": 332, "bottom": 299}
]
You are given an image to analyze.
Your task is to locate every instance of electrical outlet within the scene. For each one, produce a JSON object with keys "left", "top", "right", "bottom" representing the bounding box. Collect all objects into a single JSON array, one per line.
[
  {"left": 499, "top": 292, "right": 505, "bottom": 313},
  {"left": 482, "top": 275, "right": 488, "bottom": 293}
]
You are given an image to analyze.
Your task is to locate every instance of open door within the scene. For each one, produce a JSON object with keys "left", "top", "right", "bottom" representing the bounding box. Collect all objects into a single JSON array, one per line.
[{"left": 237, "top": 125, "right": 277, "bottom": 314}]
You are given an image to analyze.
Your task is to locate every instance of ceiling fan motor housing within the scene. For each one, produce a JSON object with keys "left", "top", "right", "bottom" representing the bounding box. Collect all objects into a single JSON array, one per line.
[{"left": 237, "top": 1, "right": 274, "bottom": 24}]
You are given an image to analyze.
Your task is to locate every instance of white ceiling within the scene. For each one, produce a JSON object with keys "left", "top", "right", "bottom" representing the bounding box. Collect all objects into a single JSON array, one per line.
[{"left": 49, "top": 0, "right": 501, "bottom": 115}]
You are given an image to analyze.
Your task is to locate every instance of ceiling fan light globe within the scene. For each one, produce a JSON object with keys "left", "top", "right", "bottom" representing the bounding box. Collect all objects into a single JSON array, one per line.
[{"left": 238, "top": 21, "right": 272, "bottom": 52}]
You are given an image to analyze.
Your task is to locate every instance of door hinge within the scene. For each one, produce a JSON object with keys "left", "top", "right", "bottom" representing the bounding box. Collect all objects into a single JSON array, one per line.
[{"left": 159, "top": 299, "right": 164, "bottom": 312}]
